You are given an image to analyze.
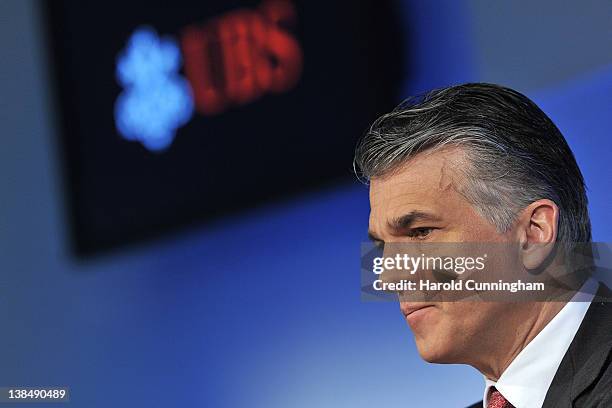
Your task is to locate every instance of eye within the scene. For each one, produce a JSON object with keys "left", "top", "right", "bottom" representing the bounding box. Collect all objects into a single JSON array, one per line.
[{"left": 406, "top": 227, "right": 434, "bottom": 239}]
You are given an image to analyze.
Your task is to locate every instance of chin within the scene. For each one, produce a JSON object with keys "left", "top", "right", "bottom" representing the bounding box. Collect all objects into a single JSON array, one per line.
[{"left": 415, "top": 339, "right": 456, "bottom": 364}]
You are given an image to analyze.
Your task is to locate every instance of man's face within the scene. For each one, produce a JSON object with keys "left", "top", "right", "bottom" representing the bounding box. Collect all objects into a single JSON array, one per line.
[{"left": 368, "top": 147, "right": 521, "bottom": 364}]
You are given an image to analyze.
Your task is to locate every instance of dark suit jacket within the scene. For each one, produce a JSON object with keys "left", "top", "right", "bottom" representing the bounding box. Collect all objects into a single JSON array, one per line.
[{"left": 467, "top": 283, "right": 612, "bottom": 408}]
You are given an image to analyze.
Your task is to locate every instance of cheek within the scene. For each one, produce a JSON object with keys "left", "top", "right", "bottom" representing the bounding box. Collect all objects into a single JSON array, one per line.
[
  {"left": 440, "top": 302, "right": 503, "bottom": 345},
  {"left": 466, "top": 223, "right": 505, "bottom": 242},
  {"left": 444, "top": 202, "right": 507, "bottom": 242},
  {"left": 414, "top": 306, "right": 458, "bottom": 340},
  {"left": 436, "top": 303, "right": 479, "bottom": 338}
]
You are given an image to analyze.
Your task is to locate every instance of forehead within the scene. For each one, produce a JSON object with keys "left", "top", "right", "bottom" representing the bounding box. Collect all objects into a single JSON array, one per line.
[{"left": 369, "top": 147, "right": 469, "bottom": 222}]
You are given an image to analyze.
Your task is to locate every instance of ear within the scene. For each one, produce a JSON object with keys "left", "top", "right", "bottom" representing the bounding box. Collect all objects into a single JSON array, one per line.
[{"left": 515, "top": 199, "right": 559, "bottom": 270}]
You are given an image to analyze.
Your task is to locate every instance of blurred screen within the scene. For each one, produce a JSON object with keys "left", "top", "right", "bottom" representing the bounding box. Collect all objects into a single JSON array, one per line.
[{"left": 45, "top": 0, "right": 404, "bottom": 254}]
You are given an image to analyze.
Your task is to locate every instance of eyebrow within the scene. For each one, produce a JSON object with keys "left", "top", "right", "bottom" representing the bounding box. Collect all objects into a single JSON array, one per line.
[
  {"left": 368, "top": 211, "right": 441, "bottom": 242},
  {"left": 388, "top": 211, "right": 441, "bottom": 232}
]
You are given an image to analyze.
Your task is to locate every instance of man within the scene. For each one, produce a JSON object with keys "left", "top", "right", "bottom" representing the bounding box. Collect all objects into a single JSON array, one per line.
[{"left": 354, "top": 83, "right": 612, "bottom": 407}]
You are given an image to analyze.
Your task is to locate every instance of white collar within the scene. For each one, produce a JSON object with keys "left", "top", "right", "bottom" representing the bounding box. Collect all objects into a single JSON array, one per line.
[{"left": 482, "top": 278, "right": 597, "bottom": 408}]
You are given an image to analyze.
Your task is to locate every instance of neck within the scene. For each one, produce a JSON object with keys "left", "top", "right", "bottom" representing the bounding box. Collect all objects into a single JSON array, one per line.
[{"left": 474, "top": 300, "right": 567, "bottom": 381}]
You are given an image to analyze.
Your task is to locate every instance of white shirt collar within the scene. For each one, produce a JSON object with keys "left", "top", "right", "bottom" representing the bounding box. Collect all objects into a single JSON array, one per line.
[{"left": 482, "top": 278, "right": 597, "bottom": 408}]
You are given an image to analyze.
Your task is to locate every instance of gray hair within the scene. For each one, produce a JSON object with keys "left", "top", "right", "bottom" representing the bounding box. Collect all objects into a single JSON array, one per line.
[{"left": 354, "top": 83, "right": 591, "bottom": 248}]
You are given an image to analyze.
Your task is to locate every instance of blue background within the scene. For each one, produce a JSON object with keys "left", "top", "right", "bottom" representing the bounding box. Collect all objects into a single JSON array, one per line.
[{"left": 1, "top": 0, "right": 611, "bottom": 406}]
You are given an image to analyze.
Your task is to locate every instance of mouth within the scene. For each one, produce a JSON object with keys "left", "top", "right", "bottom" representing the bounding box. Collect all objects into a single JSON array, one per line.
[
  {"left": 401, "top": 303, "right": 436, "bottom": 326},
  {"left": 401, "top": 303, "right": 435, "bottom": 317}
]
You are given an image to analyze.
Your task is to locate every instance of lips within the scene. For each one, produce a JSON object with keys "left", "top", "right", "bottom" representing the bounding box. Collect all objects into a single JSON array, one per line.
[{"left": 400, "top": 303, "right": 434, "bottom": 317}]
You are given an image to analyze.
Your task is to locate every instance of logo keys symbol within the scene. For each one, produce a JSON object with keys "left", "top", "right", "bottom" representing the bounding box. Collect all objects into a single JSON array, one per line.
[{"left": 115, "top": 27, "right": 194, "bottom": 151}]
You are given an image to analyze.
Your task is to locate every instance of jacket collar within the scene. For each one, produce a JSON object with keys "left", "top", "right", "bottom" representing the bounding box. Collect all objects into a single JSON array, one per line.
[{"left": 543, "top": 283, "right": 612, "bottom": 407}]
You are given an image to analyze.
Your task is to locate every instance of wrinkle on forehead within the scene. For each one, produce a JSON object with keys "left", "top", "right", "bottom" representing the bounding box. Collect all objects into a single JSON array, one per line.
[
  {"left": 368, "top": 147, "right": 472, "bottom": 226},
  {"left": 368, "top": 146, "right": 501, "bottom": 243},
  {"left": 371, "top": 147, "right": 468, "bottom": 196}
]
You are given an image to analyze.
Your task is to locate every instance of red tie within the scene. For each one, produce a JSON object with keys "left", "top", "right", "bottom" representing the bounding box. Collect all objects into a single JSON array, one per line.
[{"left": 487, "top": 387, "right": 514, "bottom": 408}]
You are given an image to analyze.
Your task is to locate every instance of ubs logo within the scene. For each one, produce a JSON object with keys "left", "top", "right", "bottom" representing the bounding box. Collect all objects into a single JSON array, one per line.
[{"left": 115, "top": 0, "right": 303, "bottom": 151}]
